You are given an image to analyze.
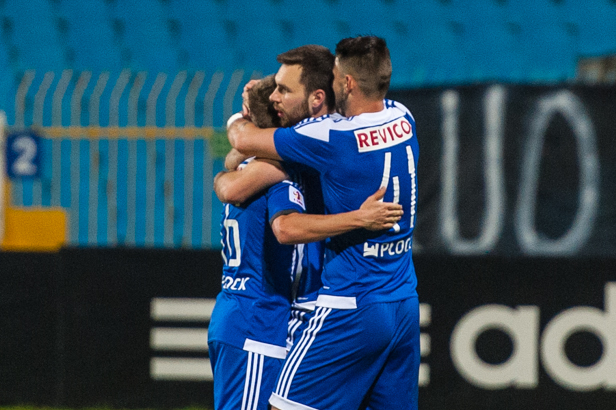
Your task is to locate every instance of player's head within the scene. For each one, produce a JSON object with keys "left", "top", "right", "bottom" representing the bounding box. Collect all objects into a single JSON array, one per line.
[
  {"left": 248, "top": 75, "right": 281, "bottom": 128},
  {"left": 334, "top": 36, "right": 392, "bottom": 115},
  {"left": 270, "top": 45, "right": 335, "bottom": 127}
]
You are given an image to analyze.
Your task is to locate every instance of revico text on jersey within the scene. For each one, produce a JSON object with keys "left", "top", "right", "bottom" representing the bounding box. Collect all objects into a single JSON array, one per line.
[{"left": 355, "top": 117, "right": 413, "bottom": 153}]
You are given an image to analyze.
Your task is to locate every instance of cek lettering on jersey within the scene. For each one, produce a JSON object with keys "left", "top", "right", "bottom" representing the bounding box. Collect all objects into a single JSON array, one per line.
[
  {"left": 355, "top": 117, "right": 413, "bottom": 153},
  {"left": 222, "top": 275, "right": 250, "bottom": 291}
]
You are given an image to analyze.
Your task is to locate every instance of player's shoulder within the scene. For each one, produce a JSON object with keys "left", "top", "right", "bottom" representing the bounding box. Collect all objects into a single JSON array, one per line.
[
  {"left": 384, "top": 99, "right": 415, "bottom": 121},
  {"left": 267, "top": 179, "right": 306, "bottom": 210},
  {"left": 269, "top": 178, "right": 301, "bottom": 193},
  {"left": 327, "top": 99, "right": 415, "bottom": 132},
  {"left": 289, "top": 113, "right": 345, "bottom": 142},
  {"left": 294, "top": 113, "right": 344, "bottom": 129}
]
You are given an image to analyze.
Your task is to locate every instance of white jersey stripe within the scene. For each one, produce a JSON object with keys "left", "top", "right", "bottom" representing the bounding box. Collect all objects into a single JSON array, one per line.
[
  {"left": 287, "top": 315, "right": 303, "bottom": 350},
  {"left": 406, "top": 145, "right": 413, "bottom": 174},
  {"left": 276, "top": 310, "right": 319, "bottom": 396},
  {"left": 241, "top": 351, "right": 253, "bottom": 410},
  {"left": 406, "top": 145, "right": 417, "bottom": 229},
  {"left": 379, "top": 152, "right": 392, "bottom": 191},
  {"left": 277, "top": 307, "right": 331, "bottom": 398},
  {"left": 393, "top": 176, "right": 400, "bottom": 204},
  {"left": 276, "top": 307, "right": 326, "bottom": 396},
  {"left": 248, "top": 353, "right": 258, "bottom": 410},
  {"left": 241, "top": 352, "right": 264, "bottom": 410},
  {"left": 253, "top": 354, "right": 264, "bottom": 410},
  {"left": 286, "top": 308, "right": 331, "bottom": 397}
]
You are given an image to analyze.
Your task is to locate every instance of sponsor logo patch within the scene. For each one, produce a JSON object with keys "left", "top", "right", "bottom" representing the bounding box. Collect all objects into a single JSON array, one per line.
[{"left": 355, "top": 117, "right": 413, "bottom": 152}]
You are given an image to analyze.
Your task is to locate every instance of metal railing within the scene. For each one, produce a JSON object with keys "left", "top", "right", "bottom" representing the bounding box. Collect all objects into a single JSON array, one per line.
[{"left": 6, "top": 69, "right": 251, "bottom": 248}]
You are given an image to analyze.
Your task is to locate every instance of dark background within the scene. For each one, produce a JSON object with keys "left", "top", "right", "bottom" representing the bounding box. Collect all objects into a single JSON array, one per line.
[{"left": 2, "top": 249, "right": 615, "bottom": 410}]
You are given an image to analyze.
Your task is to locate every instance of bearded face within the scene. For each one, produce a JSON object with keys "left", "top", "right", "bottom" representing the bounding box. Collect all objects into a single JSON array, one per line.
[
  {"left": 270, "top": 64, "right": 313, "bottom": 127},
  {"left": 275, "top": 96, "right": 311, "bottom": 127},
  {"left": 334, "top": 83, "right": 348, "bottom": 116}
]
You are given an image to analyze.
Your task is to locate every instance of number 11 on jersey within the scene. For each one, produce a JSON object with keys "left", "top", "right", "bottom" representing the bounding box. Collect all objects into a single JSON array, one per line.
[{"left": 379, "top": 148, "right": 417, "bottom": 230}]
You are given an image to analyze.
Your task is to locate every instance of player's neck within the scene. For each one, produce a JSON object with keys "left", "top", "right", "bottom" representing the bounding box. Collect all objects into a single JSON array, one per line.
[
  {"left": 312, "top": 105, "right": 331, "bottom": 118},
  {"left": 345, "top": 98, "right": 384, "bottom": 117}
]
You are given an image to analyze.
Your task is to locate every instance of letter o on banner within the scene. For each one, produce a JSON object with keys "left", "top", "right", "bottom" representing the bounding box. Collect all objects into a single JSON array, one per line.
[
  {"left": 541, "top": 284, "right": 616, "bottom": 391},
  {"left": 450, "top": 305, "right": 540, "bottom": 389}
]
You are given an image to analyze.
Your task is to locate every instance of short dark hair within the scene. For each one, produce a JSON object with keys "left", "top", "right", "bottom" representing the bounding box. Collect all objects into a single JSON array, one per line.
[
  {"left": 277, "top": 45, "right": 336, "bottom": 109},
  {"left": 248, "top": 75, "right": 281, "bottom": 128},
  {"left": 335, "top": 36, "right": 392, "bottom": 99}
]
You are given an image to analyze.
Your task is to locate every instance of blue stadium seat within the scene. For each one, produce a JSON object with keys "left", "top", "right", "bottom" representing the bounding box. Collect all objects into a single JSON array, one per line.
[
  {"left": 0, "top": 0, "right": 65, "bottom": 70},
  {"left": 162, "top": 1, "right": 234, "bottom": 72},
  {"left": 53, "top": 0, "right": 122, "bottom": 71},
  {"left": 563, "top": 0, "right": 616, "bottom": 56},
  {"left": 104, "top": 1, "right": 178, "bottom": 72}
]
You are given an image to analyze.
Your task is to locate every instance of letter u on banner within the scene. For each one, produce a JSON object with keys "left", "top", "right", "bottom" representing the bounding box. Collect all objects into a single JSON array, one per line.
[{"left": 440, "top": 86, "right": 506, "bottom": 254}]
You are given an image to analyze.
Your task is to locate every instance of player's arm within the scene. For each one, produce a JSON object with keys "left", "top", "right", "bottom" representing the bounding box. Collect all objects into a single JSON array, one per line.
[
  {"left": 271, "top": 188, "right": 403, "bottom": 245},
  {"left": 224, "top": 148, "right": 250, "bottom": 171},
  {"left": 214, "top": 159, "right": 288, "bottom": 204},
  {"left": 227, "top": 118, "right": 282, "bottom": 161}
]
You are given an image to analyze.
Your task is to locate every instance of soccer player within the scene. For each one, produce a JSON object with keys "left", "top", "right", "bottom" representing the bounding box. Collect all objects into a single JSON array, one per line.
[
  {"left": 209, "top": 44, "right": 404, "bottom": 410},
  {"left": 227, "top": 36, "right": 421, "bottom": 410}
]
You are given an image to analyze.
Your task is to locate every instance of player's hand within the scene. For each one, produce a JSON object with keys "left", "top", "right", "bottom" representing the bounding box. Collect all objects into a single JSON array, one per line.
[
  {"left": 241, "top": 79, "right": 262, "bottom": 117},
  {"left": 358, "top": 187, "right": 403, "bottom": 231},
  {"left": 224, "top": 148, "right": 250, "bottom": 171}
]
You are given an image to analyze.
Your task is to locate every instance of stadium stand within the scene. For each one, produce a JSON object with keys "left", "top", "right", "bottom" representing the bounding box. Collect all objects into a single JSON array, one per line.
[
  {"left": 0, "top": 0, "right": 615, "bottom": 249},
  {"left": 1, "top": 0, "right": 615, "bottom": 87}
]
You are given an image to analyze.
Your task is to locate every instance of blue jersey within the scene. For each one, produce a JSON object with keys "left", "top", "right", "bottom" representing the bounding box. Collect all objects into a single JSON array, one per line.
[
  {"left": 208, "top": 169, "right": 307, "bottom": 358},
  {"left": 288, "top": 171, "right": 324, "bottom": 313},
  {"left": 274, "top": 99, "right": 419, "bottom": 309}
]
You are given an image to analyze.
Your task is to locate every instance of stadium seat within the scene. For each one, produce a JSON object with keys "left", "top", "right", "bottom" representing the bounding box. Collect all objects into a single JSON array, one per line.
[
  {"left": 162, "top": 1, "right": 235, "bottom": 72},
  {"left": 53, "top": 0, "right": 122, "bottom": 71},
  {"left": 104, "top": 1, "right": 178, "bottom": 72},
  {"left": 563, "top": 0, "right": 616, "bottom": 57},
  {"left": 0, "top": 0, "right": 65, "bottom": 70}
]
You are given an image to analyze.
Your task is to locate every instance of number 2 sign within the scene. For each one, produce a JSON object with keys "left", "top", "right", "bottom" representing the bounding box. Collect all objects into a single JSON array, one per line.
[{"left": 6, "top": 131, "right": 41, "bottom": 178}]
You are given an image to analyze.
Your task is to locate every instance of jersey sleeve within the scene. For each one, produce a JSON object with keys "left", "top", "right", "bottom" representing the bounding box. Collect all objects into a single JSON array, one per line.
[
  {"left": 273, "top": 120, "right": 333, "bottom": 171},
  {"left": 266, "top": 180, "right": 307, "bottom": 225}
]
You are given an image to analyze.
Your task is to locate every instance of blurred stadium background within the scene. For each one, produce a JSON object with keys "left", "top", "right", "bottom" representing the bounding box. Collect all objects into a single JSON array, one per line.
[
  {"left": 0, "top": 0, "right": 614, "bottom": 248},
  {"left": 1, "top": 1, "right": 615, "bottom": 409}
]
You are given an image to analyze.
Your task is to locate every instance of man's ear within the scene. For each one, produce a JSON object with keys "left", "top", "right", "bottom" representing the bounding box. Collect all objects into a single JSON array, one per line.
[
  {"left": 309, "top": 89, "right": 326, "bottom": 110},
  {"left": 345, "top": 74, "right": 356, "bottom": 93}
]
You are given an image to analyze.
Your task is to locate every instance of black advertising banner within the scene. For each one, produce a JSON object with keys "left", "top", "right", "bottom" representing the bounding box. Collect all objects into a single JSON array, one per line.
[
  {"left": 58, "top": 248, "right": 222, "bottom": 408},
  {"left": 415, "top": 256, "right": 616, "bottom": 410},
  {"left": 0, "top": 252, "right": 60, "bottom": 405},
  {"left": 1, "top": 250, "right": 615, "bottom": 409},
  {"left": 387, "top": 85, "right": 616, "bottom": 257}
]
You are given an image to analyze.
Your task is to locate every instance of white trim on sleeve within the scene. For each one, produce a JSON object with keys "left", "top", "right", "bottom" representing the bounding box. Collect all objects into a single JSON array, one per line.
[
  {"left": 243, "top": 338, "right": 287, "bottom": 359},
  {"left": 269, "top": 392, "right": 319, "bottom": 410},
  {"left": 315, "top": 294, "right": 357, "bottom": 309}
]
